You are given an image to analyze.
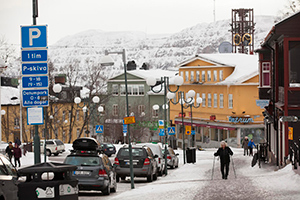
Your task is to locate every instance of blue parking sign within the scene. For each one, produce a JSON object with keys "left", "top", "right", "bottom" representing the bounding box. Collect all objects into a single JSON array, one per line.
[{"left": 21, "top": 25, "right": 48, "bottom": 48}]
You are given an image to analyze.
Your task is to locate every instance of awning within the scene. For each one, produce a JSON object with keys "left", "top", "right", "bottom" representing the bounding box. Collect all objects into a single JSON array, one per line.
[{"left": 174, "top": 121, "right": 236, "bottom": 130}]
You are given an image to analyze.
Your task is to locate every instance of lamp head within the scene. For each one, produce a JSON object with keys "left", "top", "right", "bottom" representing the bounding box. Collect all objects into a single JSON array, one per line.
[
  {"left": 98, "top": 106, "right": 104, "bottom": 113},
  {"left": 167, "top": 92, "right": 175, "bottom": 100},
  {"left": 196, "top": 97, "right": 203, "bottom": 104},
  {"left": 74, "top": 97, "right": 81, "bottom": 104},
  {"left": 92, "top": 96, "right": 100, "bottom": 104},
  {"left": 174, "top": 76, "right": 184, "bottom": 86},
  {"left": 152, "top": 104, "right": 159, "bottom": 110},
  {"left": 187, "top": 90, "right": 196, "bottom": 98},
  {"left": 53, "top": 84, "right": 62, "bottom": 94},
  {"left": 146, "top": 77, "right": 157, "bottom": 86}
]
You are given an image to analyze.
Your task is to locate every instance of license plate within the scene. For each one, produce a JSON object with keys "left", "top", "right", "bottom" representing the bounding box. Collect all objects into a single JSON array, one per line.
[
  {"left": 109, "top": 148, "right": 114, "bottom": 151},
  {"left": 125, "top": 161, "right": 137, "bottom": 165},
  {"left": 74, "top": 171, "right": 90, "bottom": 175}
]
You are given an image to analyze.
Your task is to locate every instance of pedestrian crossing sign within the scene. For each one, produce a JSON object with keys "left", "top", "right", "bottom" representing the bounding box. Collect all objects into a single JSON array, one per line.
[
  {"left": 168, "top": 127, "right": 176, "bottom": 135},
  {"left": 185, "top": 126, "right": 191, "bottom": 135},
  {"left": 95, "top": 125, "right": 104, "bottom": 134}
]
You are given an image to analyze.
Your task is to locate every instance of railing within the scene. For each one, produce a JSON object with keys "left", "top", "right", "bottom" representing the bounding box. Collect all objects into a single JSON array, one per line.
[{"left": 289, "top": 139, "right": 300, "bottom": 169}]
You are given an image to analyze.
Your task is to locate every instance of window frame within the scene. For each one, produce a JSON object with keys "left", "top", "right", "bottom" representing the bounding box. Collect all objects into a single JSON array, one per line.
[
  {"left": 228, "top": 94, "right": 233, "bottom": 109},
  {"left": 208, "top": 93, "right": 212, "bottom": 107},
  {"left": 112, "top": 84, "right": 119, "bottom": 96},
  {"left": 202, "top": 93, "right": 206, "bottom": 107},
  {"left": 213, "top": 93, "right": 218, "bottom": 108},
  {"left": 213, "top": 70, "right": 217, "bottom": 82},
  {"left": 219, "top": 94, "right": 224, "bottom": 108},
  {"left": 207, "top": 71, "right": 211, "bottom": 81},
  {"left": 219, "top": 70, "right": 223, "bottom": 81},
  {"left": 262, "top": 62, "right": 271, "bottom": 87}
]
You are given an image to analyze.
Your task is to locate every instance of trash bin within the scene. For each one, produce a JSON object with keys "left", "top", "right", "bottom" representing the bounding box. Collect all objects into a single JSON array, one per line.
[
  {"left": 18, "top": 162, "right": 78, "bottom": 200},
  {"left": 186, "top": 147, "right": 196, "bottom": 163}
]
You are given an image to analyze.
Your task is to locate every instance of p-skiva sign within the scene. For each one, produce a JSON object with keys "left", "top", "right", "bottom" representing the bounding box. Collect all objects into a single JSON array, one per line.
[{"left": 229, "top": 116, "right": 254, "bottom": 124}]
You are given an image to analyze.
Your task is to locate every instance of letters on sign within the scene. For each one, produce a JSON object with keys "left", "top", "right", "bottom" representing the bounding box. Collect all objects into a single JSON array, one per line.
[{"left": 229, "top": 116, "right": 254, "bottom": 124}]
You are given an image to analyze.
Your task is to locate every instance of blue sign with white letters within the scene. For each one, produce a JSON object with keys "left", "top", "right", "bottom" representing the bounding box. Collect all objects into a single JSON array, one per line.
[
  {"left": 22, "top": 63, "right": 48, "bottom": 75},
  {"left": 191, "top": 130, "right": 196, "bottom": 135},
  {"left": 123, "top": 125, "right": 128, "bottom": 133},
  {"left": 168, "top": 127, "right": 176, "bottom": 135},
  {"left": 95, "top": 125, "right": 104, "bottom": 134},
  {"left": 22, "top": 89, "right": 49, "bottom": 107},
  {"left": 22, "top": 49, "right": 48, "bottom": 62},
  {"left": 159, "top": 129, "right": 165, "bottom": 136},
  {"left": 22, "top": 76, "right": 48, "bottom": 88},
  {"left": 21, "top": 25, "right": 47, "bottom": 48}
]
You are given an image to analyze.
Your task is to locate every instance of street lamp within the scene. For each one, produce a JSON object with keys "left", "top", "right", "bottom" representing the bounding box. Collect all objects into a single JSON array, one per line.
[
  {"left": 147, "top": 75, "right": 183, "bottom": 175},
  {"left": 100, "top": 49, "right": 135, "bottom": 189}
]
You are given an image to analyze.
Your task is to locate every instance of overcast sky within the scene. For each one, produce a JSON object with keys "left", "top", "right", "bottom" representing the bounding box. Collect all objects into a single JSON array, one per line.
[{"left": 0, "top": 0, "right": 286, "bottom": 45}]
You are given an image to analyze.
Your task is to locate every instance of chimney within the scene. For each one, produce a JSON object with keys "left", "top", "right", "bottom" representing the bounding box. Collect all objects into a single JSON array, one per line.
[
  {"left": 127, "top": 60, "right": 137, "bottom": 71},
  {"left": 140, "top": 63, "right": 149, "bottom": 70}
]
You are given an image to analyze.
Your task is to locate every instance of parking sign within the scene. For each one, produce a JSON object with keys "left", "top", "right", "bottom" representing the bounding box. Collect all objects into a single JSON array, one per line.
[{"left": 21, "top": 25, "right": 48, "bottom": 49}]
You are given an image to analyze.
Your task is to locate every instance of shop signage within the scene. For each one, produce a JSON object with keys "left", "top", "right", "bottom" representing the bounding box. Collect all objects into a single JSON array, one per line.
[{"left": 229, "top": 116, "right": 254, "bottom": 124}]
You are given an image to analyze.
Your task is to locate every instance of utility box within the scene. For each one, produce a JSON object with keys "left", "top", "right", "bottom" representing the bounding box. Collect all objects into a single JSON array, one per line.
[
  {"left": 18, "top": 162, "right": 78, "bottom": 200},
  {"left": 186, "top": 147, "right": 196, "bottom": 163}
]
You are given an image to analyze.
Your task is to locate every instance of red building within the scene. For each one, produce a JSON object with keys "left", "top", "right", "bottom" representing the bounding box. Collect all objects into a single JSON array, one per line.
[{"left": 257, "top": 11, "right": 300, "bottom": 167}]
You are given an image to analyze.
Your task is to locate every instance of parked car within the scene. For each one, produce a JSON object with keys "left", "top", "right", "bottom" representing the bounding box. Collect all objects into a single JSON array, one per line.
[
  {"left": 0, "top": 153, "right": 18, "bottom": 200},
  {"left": 100, "top": 143, "right": 116, "bottom": 157},
  {"left": 32, "top": 139, "right": 65, "bottom": 156},
  {"left": 114, "top": 145, "right": 158, "bottom": 182},
  {"left": 136, "top": 143, "right": 166, "bottom": 176},
  {"left": 162, "top": 146, "right": 179, "bottom": 169},
  {"left": 64, "top": 137, "right": 117, "bottom": 195}
]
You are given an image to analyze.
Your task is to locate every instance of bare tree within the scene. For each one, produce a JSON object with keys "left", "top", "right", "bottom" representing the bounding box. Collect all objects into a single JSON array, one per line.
[{"left": 275, "top": 0, "right": 300, "bottom": 22}]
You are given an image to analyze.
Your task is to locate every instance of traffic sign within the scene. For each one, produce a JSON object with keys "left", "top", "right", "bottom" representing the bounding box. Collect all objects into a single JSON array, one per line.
[
  {"left": 191, "top": 130, "right": 196, "bottom": 135},
  {"left": 158, "top": 120, "right": 164, "bottom": 129},
  {"left": 21, "top": 25, "right": 47, "bottom": 48},
  {"left": 123, "top": 116, "right": 136, "bottom": 124},
  {"left": 123, "top": 124, "right": 128, "bottom": 133},
  {"left": 22, "top": 76, "right": 48, "bottom": 88},
  {"left": 27, "top": 107, "right": 44, "bottom": 125},
  {"left": 22, "top": 89, "right": 49, "bottom": 107},
  {"left": 168, "top": 127, "right": 176, "bottom": 135},
  {"left": 22, "top": 49, "right": 48, "bottom": 62},
  {"left": 159, "top": 129, "right": 165, "bottom": 136},
  {"left": 22, "top": 63, "right": 48, "bottom": 75},
  {"left": 185, "top": 126, "right": 191, "bottom": 135},
  {"left": 95, "top": 125, "right": 104, "bottom": 134}
]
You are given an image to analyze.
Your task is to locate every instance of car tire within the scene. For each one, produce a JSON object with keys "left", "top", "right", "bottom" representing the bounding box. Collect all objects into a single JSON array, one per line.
[
  {"left": 116, "top": 175, "right": 120, "bottom": 183},
  {"left": 54, "top": 153, "right": 59, "bottom": 156},
  {"left": 102, "top": 185, "right": 110, "bottom": 195},
  {"left": 153, "top": 170, "right": 158, "bottom": 181},
  {"left": 46, "top": 150, "right": 51, "bottom": 157},
  {"left": 147, "top": 172, "right": 153, "bottom": 182},
  {"left": 110, "top": 179, "right": 117, "bottom": 193},
  {"left": 175, "top": 161, "right": 179, "bottom": 168}
]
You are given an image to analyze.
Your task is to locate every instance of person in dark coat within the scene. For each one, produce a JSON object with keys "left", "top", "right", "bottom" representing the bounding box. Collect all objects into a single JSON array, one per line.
[
  {"left": 214, "top": 141, "right": 233, "bottom": 180},
  {"left": 15, "top": 137, "right": 21, "bottom": 146},
  {"left": 242, "top": 136, "right": 249, "bottom": 156},
  {"left": 5, "top": 142, "right": 14, "bottom": 163},
  {"left": 13, "top": 144, "right": 22, "bottom": 167}
]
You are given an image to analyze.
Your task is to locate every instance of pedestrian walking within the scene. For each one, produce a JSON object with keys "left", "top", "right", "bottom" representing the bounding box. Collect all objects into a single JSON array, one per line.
[
  {"left": 5, "top": 142, "right": 14, "bottom": 163},
  {"left": 14, "top": 137, "right": 21, "bottom": 146},
  {"left": 242, "top": 136, "right": 249, "bottom": 156},
  {"left": 13, "top": 144, "right": 22, "bottom": 167},
  {"left": 248, "top": 139, "right": 256, "bottom": 156},
  {"left": 214, "top": 141, "right": 233, "bottom": 180}
]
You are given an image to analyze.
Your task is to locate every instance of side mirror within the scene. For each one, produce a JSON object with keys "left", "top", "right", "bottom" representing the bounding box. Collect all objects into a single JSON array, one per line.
[
  {"left": 175, "top": 153, "right": 179, "bottom": 156},
  {"left": 154, "top": 155, "right": 158, "bottom": 158}
]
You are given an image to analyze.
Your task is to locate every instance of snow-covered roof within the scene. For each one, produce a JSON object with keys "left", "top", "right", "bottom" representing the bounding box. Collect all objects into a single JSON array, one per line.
[
  {"left": 177, "top": 53, "right": 259, "bottom": 85},
  {"left": 1, "top": 86, "right": 20, "bottom": 105}
]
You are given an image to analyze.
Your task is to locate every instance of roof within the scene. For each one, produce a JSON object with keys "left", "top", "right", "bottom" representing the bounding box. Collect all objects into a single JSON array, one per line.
[
  {"left": 176, "top": 53, "right": 259, "bottom": 85},
  {"left": 1, "top": 86, "right": 20, "bottom": 105}
]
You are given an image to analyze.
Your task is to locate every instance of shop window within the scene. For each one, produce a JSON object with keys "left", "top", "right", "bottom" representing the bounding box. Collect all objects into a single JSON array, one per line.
[
  {"left": 208, "top": 93, "right": 212, "bottom": 107},
  {"left": 228, "top": 94, "right": 233, "bottom": 109},
  {"left": 214, "top": 93, "right": 218, "bottom": 108},
  {"left": 202, "top": 93, "right": 206, "bottom": 107},
  {"left": 262, "top": 62, "right": 271, "bottom": 87}
]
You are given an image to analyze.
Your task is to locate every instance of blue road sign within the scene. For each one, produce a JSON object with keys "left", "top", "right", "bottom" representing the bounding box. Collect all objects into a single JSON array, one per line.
[
  {"left": 95, "top": 125, "right": 104, "bottom": 134},
  {"left": 22, "top": 76, "right": 48, "bottom": 88},
  {"left": 22, "top": 63, "right": 48, "bottom": 75},
  {"left": 22, "top": 89, "right": 48, "bottom": 107},
  {"left": 159, "top": 129, "right": 165, "bottom": 136},
  {"left": 168, "top": 127, "right": 176, "bottom": 135},
  {"left": 158, "top": 120, "right": 164, "bottom": 127},
  {"left": 123, "top": 124, "right": 128, "bottom": 133},
  {"left": 191, "top": 130, "right": 196, "bottom": 135},
  {"left": 22, "top": 49, "right": 48, "bottom": 62},
  {"left": 21, "top": 25, "right": 47, "bottom": 48}
]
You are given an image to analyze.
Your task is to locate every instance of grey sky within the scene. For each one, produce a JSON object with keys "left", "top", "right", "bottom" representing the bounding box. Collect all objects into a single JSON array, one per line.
[{"left": 0, "top": 0, "right": 286, "bottom": 45}]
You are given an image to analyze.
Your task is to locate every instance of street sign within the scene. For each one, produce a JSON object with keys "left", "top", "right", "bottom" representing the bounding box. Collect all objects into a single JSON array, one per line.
[
  {"left": 21, "top": 49, "right": 48, "bottom": 62},
  {"left": 191, "top": 130, "right": 196, "bottom": 135},
  {"left": 167, "top": 127, "right": 176, "bottom": 135},
  {"left": 123, "top": 116, "right": 136, "bottom": 124},
  {"left": 22, "top": 89, "right": 49, "bottom": 107},
  {"left": 27, "top": 107, "right": 44, "bottom": 125},
  {"left": 159, "top": 129, "right": 165, "bottom": 136},
  {"left": 123, "top": 124, "right": 128, "bottom": 134},
  {"left": 185, "top": 126, "right": 191, "bottom": 135},
  {"left": 280, "top": 116, "right": 298, "bottom": 122},
  {"left": 22, "top": 76, "right": 49, "bottom": 88},
  {"left": 21, "top": 25, "right": 47, "bottom": 48},
  {"left": 22, "top": 63, "right": 48, "bottom": 75},
  {"left": 256, "top": 99, "right": 270, "bottom": 109},
  {"left": 158, "top": 120, "right": 164, "bottom": 129},
  {"left": 95, "top": 125, "right": 104, "bottom": 134}
]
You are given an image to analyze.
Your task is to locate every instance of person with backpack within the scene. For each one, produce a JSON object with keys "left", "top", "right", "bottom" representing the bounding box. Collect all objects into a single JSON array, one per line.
[
  {"left": 214, "top": 141, "right": 234, "bottom": 180},
  {"left": 248, "top": 139, "right": 256, "bottom": 156}
]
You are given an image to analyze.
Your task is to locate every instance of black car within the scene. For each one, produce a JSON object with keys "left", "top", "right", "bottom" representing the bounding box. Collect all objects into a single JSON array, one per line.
[
  {"left": 64, "top": 137, "right": 117, "bottom": 195},
  {"left": 100, "top": 143, "right": 116, "bottom": 157},
  {"left": 114, "top": 145, "right": 158, "bottom": 182},
  {"left": 0, "top": 154, "right": 18, "bottom": 200}
]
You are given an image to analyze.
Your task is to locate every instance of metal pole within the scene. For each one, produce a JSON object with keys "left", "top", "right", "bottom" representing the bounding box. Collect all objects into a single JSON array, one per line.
[
  {"left": 19, "top": 79, "right": 23, "bottom": 143},
  {"left": 44, "top": 107, "right": 48, "bottom": 162},
  {"left": 191, "top": 105, "right": 194, "bottom": 147},
  {"left": 122, "top": 49, "right": 135, "bottom": 189},
  {"left": 181, "top": 92, "right": 186, "bottom": 164},
  {"left": 163, "top": 77, "right": 168, "bottom": 175},
  {"left": 0, "top": 75, "right": 2, "bottom": 142}
]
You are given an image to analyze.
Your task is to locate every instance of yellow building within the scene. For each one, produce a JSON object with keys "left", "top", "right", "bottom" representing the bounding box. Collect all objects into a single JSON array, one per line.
[{"left": 169, "top": 54, "right": 265, "bottom": 148}]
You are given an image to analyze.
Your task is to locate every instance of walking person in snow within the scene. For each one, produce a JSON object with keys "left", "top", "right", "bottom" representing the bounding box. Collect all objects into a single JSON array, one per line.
[
  {"left": 248, "top": 139, "right": 256, "bottom": 156},
  {"left": 13, "top": 144, "right": 22, "bottom": 167},
  {"left": 214, "top": 141, "right": 233, "bottom": 180},
  {"left": 5, "top": 142, "right": 14, "bottom": 163},
  {"left": 242, "top": 136, "right": 249, "bottom": 156}
]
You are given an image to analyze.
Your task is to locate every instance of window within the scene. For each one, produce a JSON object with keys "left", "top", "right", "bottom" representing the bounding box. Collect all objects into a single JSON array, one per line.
[
  {"left": 202, "top": 71, "right": 205, "bottom": 82},
  {"left": 120, "top": 84, "right": 145, "bottom": 96},
  {"left": 62, "top": 111, "right": 66, "bottom": 121},
  {"left": 113, "top": 104, "right": 118, "bottom": 116},
  {"left": 207, "top": 71, "right": 211, "bottom": 81},
  {"left": 196, "top": 71, "right": 200, "bottom": 82},
  {"left": 213, "top": 70, "right": 217, "bottom": 81},
  {"left": 132, "top": 85, "right": 138, "bottom": 95},
  {"left": 14, "top": 118, "right": 19, "bottom": 126},
  {"left": 76, "top": 110, "right": 79, "bottom": 121},
  {"left": 220, "top": 94, "right": 224, "bottom": 108},
  {"left": 127, "top": 85, "right": 132, "bottom": 95},
  {"left": 196, "top": 93, "right": 200, "bottom": 106},
  {"left": 289, "top": 41, "right": 300, "bottom": 85},
  {"left": 120, "top": 85, "right": 126, "bottom": 95},
  {"left": 202, "top": 93, "right": 206, "bottom": 107},
  {"left": 220, "top": 70, "right": 223, "bottom": 81},
  {"left": 180, "top": 71, "right": 184, "bottom": 78},
  {"left": 190, "top": 71, "right": 194, "bottom": 82},
  {"left": 152, "top": 109, "right": 159, "bottom": 118},
  {"left": 112, "top": 84, "right": 119, "bottom": 95},
  {"left": 208, "top": 93, "right": 212, "bottom": 107},
  {"left": 228, "top": 94, "right": 233, "bottom": 109},
  {"left": 262, "top": 62, "right": 271, "bottom": 87},
  {"left": 214, "top": 93, "right": 218, "bottom": 108},
  {"left": 138, "top": 85, "right": 144, "bottom": 95},
  {"left": 185, "top": 71, "right": 189, "bottom": 82},
  {"left": 138, "top": 105, "right": 145, "bottom": 116}
]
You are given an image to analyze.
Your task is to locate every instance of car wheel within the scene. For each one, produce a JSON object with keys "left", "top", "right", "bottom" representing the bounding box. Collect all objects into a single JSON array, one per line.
[
  {"left": 46, "top": 150, "right": 51, "bottom": 157},
  {"left": 153, "top": 170, "right": 158, "bottom": 181},
  {"left": 175, "top": 161, "right": 179, "bottom": 168},
  {"left": 116, "top": 175, "right": 120, "bottom": 183},
  {"left": 102, "top": 184, "right": 110, "bottom": 195},
  {"left": 147, "top": 172, "right": 153, "bottom": 182},
  {"left": 171, "top": 161, "right": 175, "bottom": 169},
  {"left": 110, "top": 178, "right": 117, "bottom": 193},
  {"left": 54, "top": 153, "right": 59, "bottom": 156}
]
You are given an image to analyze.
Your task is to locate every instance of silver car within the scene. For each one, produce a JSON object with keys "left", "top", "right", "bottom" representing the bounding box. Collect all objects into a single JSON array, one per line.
[{"left": 163, "top": 147, "right": 179, "bottom": 169}]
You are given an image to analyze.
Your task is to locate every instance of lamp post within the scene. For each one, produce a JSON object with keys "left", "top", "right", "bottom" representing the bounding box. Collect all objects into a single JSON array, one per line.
[
  {"left": 147, "top": 76, "right": 183, "bottom": 174},
  {"left": 166, "top": 90, "right": 197, "bottom": 164},
  {"left": 100, "top": 49, "right": 135, "bottom": 189}
]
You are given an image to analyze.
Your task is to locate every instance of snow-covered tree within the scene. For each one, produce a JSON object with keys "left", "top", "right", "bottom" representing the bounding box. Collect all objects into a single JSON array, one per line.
[{"left": 275, "top": 0, "right": 300, "bottom": 22}]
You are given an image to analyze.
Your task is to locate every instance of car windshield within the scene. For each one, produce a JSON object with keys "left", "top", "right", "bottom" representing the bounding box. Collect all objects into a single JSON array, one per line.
[
  {"left": 162, "top": 149, "right": 169, "bottom": 155},
  {"left": 0, "top": 157, "right": 17, "bottom": 176},
  {"left": 107, "top": 144, "right": 114, "bottom": 148},
  {"left": 119, "top": 148, "right": 145, "bottom": 157},
  {"left": 65, "top": 156, "right": 101, "bottom": 166},
  {"left": 55, "top": 140, "right": 64, "bottom": 145}
]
